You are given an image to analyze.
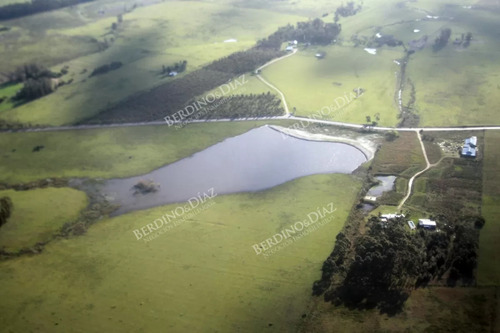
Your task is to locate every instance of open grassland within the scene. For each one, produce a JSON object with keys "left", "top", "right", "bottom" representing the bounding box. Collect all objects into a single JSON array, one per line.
[
  {"left": 0, "top": 0, "right": 305, "bottom": 125},
  {"left": 260, "top": 45, "right": 401, "bottom": 127},
  {"left": 0, "top": 173, "right": 361, "bottom": 332},
  {"left": 405, "top": 6, "right": 500, "bottom": 126},
  {"left": 0, "top": 121, "right": 297, "bottom": 184},
  {"left": 0, "top": 187, "right": 88, "bottom": 252},
  {"left": 478, "top": 131, "right": 500, "bottom": 285},
  {"left": 0, "top": 82, "right": 22, "bottom": 113},
  {"left": 300, "top": 286, "right": 495, "bottom": 332},
  {"left": 370, "top": 132, "right": 425, "bottom": 178}
]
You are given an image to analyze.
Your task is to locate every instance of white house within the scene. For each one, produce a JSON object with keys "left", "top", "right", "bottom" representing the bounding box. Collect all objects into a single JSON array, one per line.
[
  {"left": 418, "top": 219, "right": 437, "bottom": 230},
  {"left": 380, "top": 213, "right": 405, "bottom": 220}
]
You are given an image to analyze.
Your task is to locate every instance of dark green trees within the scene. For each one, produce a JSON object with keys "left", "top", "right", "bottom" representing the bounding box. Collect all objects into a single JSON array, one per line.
[{"left": 0, "top": 196, "right": 13, "bottom": 228}]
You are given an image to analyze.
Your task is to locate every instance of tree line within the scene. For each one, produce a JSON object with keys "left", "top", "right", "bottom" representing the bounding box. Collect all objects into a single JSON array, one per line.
[
  {"left": 257, "top": 18, "right": 341, "bottom": 49},
  {"left": 185, "top": 93, "right": 284, "bottom": 120},
  {"left": 0, "top": 0, "right": 94, "bottom": 21}
]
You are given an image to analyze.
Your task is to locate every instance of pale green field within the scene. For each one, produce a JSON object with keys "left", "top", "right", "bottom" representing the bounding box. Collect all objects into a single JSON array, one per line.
[
  {"left": 478, "top": 131, "right": 500, "bottom": 286},
  {"left": 0, "top": 187, "right": 88, "bottom": 252},
  {"left": 0, "top": 82, "right": 22, "bottom": 113},
  {"left": 0, "top": 173, "right": 361, "bottom": 332},
  {"left": 404, "top": 6, "right": 500, "bottom": 126},
  {"left": 0, "top": 121, "right": 295, "bottom": 184},
  {"left": 0, "top": 1, "right": 305, "bottom": 125},
  {"left": 259, "top": 46, "right": 401, "bottom": 126}
]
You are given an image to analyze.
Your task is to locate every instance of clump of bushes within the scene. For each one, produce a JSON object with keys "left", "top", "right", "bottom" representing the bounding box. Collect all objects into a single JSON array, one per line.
[
  {"left": 132, "top": 179, "right": 159, "bottom": 194},
  {"left": 90, "top": 61, "right": 123, "bottom": 77}
]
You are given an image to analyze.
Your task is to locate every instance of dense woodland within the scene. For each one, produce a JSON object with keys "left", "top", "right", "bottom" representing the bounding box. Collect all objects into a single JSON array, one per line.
[
  {"left": 313, "top": 213, "right": 483, "bottom": 314},
  {"left": 0, "top": 0, "right": 93, "bottom": 21},
  {"left": 257, "top": 18, "right": 341, "bottom": 49},
  {"left": 313, "top": 149, "right": 485, "bottom": 313},
  {"left": 9, "top": 64, "right": 57, "bottom": 101},
  {"left": 179, "top": 93, "right": 284, "bottom": 123}
]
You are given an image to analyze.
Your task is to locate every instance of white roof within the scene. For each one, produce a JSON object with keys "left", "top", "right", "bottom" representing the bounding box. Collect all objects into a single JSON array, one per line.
[
  {"left": 381, "top": 213, "right": 405, "bottom": 219},
  {"left": 418, "top": 219, "right": 436, "bottom": 226}
]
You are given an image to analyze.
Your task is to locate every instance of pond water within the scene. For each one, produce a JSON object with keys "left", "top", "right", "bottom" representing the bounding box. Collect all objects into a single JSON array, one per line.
[
  {"left": 361, "top": 175, "right": 397, "bottom": 212},
  {"left": 101, "top": 126, "right": 368, "bottom": 215},
  {"left": 366, "top": 176, "right": 397, "bottom": 197}
]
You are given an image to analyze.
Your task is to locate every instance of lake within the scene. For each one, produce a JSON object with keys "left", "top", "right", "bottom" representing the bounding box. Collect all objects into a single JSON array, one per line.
[{"left": 101, "top": 126, "right": 368, "bottom": 215}]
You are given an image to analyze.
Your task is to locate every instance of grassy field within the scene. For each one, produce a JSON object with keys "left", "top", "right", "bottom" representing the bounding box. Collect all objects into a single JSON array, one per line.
[
  {"left": 0, "top": 0, "right": 305, "bottom": 125},
  {"left": 478, "top": 131, "right": 500, "bottom": 286},
  {"left": 370, "top": 132, "right": 425, "bottom": 178},
  {"left": 405, "top": 6, "right": 500, "bottom": 126},
  {"left": 300, "top": 286, "right": 495, "bottom": 332},
  {"left": 0, "top": 121, "right": 301, "bottom": 184},
  {"left": 259, "top": 45, "right": 401, "bottom": 127},
  {"left": 0, "top": 187, "right": 88, "bottom": 252},
  {"left": 0, "top": 82, "right": 22, "bottom": 113},
  {"left": 0, "top": 173, "right": 361, "bottom": 332}
]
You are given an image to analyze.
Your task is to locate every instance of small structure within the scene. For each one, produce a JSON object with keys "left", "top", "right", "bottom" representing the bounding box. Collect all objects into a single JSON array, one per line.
[
  {"left": 408, "top": 221, "right": 416, "bottom": 230},
  {"left": 168, "top": 71, "right": 178, "bottom": 77},
  {"left": 418, "top": 219, "right": 437, "bottom": 230},
  {"left": 381, "top": 213, "right": 405, "bottom": 220},
  {"left": 363, "top": 195, "right": 377, "bottom": 203},
  {"left": 461, "top": 136, "right": 477, "bottom": 158},
  {"left": 364, "top": 48, "right": 377, "bottom": 55}
]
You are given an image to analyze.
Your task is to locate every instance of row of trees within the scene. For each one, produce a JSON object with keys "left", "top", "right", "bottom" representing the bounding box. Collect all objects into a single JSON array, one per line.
[
  {"left": 89, "top": 61, "right": 123, "bottom": 77},
  {"left": 189, "top": 93, "right": 284, "bottom": 120},
  {"left": 0, "top": 0, "right": 94, "bottom": 21},
  {"left": 257, "top": 18, "right": 341, "bottom": 49}
]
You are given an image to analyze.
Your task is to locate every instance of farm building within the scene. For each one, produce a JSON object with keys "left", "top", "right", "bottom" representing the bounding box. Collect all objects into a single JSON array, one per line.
[
  {"left": 381, "top": 213, "right": 405, "bottom": 220},
  {"left": 461, "top": 136, "right": 477, "bottom": 158},
  {"left": 418, "top": 219, "right": 437, "bottom": 230}
]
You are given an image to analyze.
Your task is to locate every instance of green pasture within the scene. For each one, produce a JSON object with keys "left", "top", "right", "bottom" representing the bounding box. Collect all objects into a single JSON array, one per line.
[
  {"left": 0, "top": 82, "right": 22, "bottom": 113},
  {"left": 405, "top": 7, "right": 500, "bottom": 127},
  {"left": 0, "top": 187, "right": 88, "bottom": 252},
  {"left": 259, "top": 45, "right": 402, "bottom": 126},
  {"left": 0, "top": 173, "right": 361, "bottom": 332},
  {"left": 0, "top": 0, "right": 305, "bottom": 125},
  {"left": 478, "top": 131, "right": 500, "bottom": 286},
  {"left": 0, "top": 121, "right": 298, "bottom": 184}
]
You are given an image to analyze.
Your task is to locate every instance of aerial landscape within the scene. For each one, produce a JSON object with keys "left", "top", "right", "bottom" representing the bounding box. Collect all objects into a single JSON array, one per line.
[{"left": 0, "top": 0, "right": 499, "bottom": 331}]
